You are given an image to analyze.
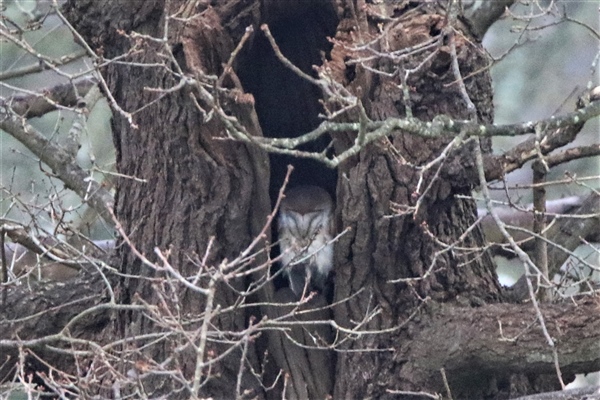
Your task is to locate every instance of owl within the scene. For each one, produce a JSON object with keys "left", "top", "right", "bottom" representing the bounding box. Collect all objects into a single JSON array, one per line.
[{"left": 277, "top": 185, "right": 334, "bottom": 297}]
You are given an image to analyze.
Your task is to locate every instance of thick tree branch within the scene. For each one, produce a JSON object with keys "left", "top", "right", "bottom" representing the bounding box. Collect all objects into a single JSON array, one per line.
[
  {"left": 478, "top": 196, "right": 589, "bottom": 246},
  {"left": 462, "top": 0, "right": 516, "bottom": 39},
  {"left": 405, "top": 300, "right": 600, "bottom": 395},
  {"left": 545, "top": 144, "right": 600, "bottom": 167},
  {"left": 0, "top": 269, "right": 111, "bottom": 382},
  {"left": 485, "top": 94, "right": 600, "bottom": 181},
  {"left": 5, "top": 77, "right": 97, "bottom": 118},
  {"left": 0, "top": 50, "right": 87, "bottom": 81},
  {"left": 238, "top": 98, "right": 600, "bottom": 168}
]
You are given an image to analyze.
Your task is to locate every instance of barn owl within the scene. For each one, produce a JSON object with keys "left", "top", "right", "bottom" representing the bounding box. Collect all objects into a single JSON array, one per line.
[{"left": 277, "top": 185, "right": 334, "bottom": 297}]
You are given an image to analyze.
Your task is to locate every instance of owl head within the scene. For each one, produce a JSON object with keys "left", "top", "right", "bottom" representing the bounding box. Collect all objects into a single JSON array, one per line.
[{"left": 278, "top": 185, "right": 333, "bottom": 240}]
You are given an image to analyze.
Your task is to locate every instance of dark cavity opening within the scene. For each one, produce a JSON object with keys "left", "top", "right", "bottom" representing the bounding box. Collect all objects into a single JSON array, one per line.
[
  {"left": 237, "top": 3, "right": 339, "bottom": 201},
  {"left": 236, "top": 2, "right": 339, "bottom": 291}
]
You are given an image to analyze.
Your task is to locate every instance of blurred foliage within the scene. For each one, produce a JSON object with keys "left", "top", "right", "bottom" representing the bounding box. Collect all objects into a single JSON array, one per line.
[
  {"left": 481, "top": 1, "right": 599, "bottom": 286},
  {"left": 484, "top": 1, "right": 599, "bottom": 201},
  {"left": 1, "top": 0, "right": 115, "bottom": 239}
]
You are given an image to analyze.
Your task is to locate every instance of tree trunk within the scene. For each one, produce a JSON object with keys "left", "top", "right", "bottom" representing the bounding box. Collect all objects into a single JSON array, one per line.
[
  {"left": 60, "top": 0, "right": 589, "bottom": 399},
  {"left": 327, "top": 3, "right": 503, "bottom": 397},
  {"left": 66, "top": 1, "right": 274, "bottom": 397}
]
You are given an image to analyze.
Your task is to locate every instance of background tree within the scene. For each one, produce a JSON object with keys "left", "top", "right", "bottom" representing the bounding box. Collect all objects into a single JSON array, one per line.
[{"left": 1, "top": 0, "right": 599, "bottom": 399}]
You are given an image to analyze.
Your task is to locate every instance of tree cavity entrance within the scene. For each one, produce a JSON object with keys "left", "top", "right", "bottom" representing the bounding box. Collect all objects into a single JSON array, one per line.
[{"left": 236, "top": 3, "right": 339, "bottom": 201}]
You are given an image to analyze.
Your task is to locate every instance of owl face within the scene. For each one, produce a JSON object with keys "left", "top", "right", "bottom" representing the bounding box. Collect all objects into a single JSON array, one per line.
[
  {"left": 278, "top": 208, "right": 331, "bottom": 244},
  {"left": 278, "top": 185, "right": 333, "bottom": 258},
  {"left": 277, "top": 185, "right": 334, "bottom": 296}
]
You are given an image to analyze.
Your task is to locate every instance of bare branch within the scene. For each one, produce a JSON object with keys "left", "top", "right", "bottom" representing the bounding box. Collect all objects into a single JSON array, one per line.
[
  {"left": 0, "top": 106, "right": 114, "bottom": 225},
  {"left": 546, "top": 144, "right": 600, "bottom": 168},
  {"left": 0, "top": 50, "right": 87, "bottom": 81},
  {"left": 486, "top": 99, "right": 599, "bottom": 181},
  {"left": 5, "top": 77, "right": 97, "bottom": 118},
  {"left": 244, "top": 98, "right": 600, "bottom": 168},
  {"left": 532, "top": 161, "right": 549, "bottom": 301}
]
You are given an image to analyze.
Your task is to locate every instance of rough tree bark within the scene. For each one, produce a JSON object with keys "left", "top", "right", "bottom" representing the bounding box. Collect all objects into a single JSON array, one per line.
[
  {"left": 0, "top": 0, "right": 583, "bottom": 399},
  {"left": 64, "top": 0, "right": 275, "bottom": 397},
  {"left": 328, "top": 3, "right": 503, "bottom": 397}
]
